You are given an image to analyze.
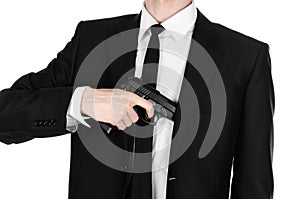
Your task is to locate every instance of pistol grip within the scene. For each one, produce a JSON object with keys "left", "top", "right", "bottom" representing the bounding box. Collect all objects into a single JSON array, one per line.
[{"left": 133, "top": 105, "right": 151, "bottom": 126}]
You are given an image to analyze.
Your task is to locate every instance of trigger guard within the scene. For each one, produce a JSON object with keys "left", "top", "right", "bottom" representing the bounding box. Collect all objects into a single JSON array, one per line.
[{"left": 133, "top": 106, "right": 158, "bottom": 126}]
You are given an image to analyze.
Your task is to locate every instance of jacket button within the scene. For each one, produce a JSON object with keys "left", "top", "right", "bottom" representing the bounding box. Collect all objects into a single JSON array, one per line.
[
  {"left": 47, "top": 120, "right": 52, "bottom": 126},
  {"left": 49, "top": 119, "right": 56, "bottom": 126},
  {"left": 168, "top": 177, "right": 177, "bottom": 181},
  {"left": 121, "top": 164, "right": 128, "bottom": 171},
  {"left": 39, "top": 120, "right": 44, "bottom": 127},
  {"left": 34, "top": 120, "right": 40, "bottom": 127},
  {"left": 43, "top": 120, "right": 48, "bottom": 126}
]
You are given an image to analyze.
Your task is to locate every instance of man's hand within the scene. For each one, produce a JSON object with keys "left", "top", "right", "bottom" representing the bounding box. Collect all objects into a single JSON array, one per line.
[{"left": 80, "top": 87, "right": 154, "bottom": 130}]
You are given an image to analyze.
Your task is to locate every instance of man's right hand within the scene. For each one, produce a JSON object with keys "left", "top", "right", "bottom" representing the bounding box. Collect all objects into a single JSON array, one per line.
[{"left": 80, "top": 87, "right": 154, "bottom": 130}]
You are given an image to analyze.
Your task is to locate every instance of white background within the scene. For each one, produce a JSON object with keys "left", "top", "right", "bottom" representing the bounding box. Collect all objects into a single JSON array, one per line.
[{"left": 0, "top": 0, "right": 299, "bottom": 198}]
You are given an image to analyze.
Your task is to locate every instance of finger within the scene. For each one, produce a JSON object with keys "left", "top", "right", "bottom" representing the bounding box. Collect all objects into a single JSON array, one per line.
[
  {"left": 129, "top": 94, "right": 154, "bottom": 118},
  {"left": 128, "top": 107, "right": 139, "bottom": 123},
  {"left": 116, "top": 121, "right": 126, "bottom": 131},
  {"left": 122, "top": 115, "right": 132, "bottom": 127}
]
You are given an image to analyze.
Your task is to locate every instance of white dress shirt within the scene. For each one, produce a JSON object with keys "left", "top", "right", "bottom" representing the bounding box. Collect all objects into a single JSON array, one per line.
[{"left": 66, "top": 1, "right": 197, "bottom": 199}]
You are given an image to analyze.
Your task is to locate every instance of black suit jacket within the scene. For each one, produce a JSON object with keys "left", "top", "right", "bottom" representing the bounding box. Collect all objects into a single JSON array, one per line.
[{"left": 0, "top": 9, "right": 274, "bottom": 199}]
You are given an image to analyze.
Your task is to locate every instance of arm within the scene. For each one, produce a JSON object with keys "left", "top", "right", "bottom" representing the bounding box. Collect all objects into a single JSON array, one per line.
[
  {"left": 0, "top": 21, "right": 83, "bottom": 144},
  {"left": 230, "top": 44, "right": 275, "bottom": 199}
]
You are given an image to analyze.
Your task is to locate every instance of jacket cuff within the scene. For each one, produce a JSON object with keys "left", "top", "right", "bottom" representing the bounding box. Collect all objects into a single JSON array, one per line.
[{"left": 66, "top": 86, "right": 91, "bottom": 132}]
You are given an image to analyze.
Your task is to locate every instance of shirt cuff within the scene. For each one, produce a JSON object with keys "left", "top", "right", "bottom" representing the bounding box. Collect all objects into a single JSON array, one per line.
[{"left": 66, "top": 86, "right": 91, "bottom": 133}]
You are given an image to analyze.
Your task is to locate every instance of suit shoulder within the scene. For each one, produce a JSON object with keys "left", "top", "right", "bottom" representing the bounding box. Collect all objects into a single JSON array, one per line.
[
  {"left": 77, "top": 14, "right": 138, "bottom": 31},
  {"left": 212, "top": 22, "right": 269, "bottom": 53}
]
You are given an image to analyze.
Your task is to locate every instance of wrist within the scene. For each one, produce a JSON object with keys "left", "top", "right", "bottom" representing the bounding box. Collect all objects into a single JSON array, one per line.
[{"left": 80, "top": 86, "right": 95, "bottom": 115}]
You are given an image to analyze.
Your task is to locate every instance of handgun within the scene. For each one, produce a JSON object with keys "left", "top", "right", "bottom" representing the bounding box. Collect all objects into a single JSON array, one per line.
[{"left": 100, "top": 76, "right": 177, "bottom": 133}]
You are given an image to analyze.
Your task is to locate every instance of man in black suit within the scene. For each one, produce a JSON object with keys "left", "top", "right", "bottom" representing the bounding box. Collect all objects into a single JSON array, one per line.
[{"left": 0, "top": 0, "right": 274, "bottom": 199}]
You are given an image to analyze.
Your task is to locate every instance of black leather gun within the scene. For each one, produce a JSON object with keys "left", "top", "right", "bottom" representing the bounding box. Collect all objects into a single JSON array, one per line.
[{"left": 101, "top": 76, "right": 177, "bottom": 133}]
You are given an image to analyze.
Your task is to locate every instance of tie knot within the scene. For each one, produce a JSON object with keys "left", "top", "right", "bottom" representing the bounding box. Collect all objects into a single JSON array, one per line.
[{"left": 150, "top": 24, "right": 165, "bottom": 36}]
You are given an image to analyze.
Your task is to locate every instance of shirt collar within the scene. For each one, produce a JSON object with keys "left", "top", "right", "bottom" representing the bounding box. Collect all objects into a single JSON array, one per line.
[{"left": 138, "top": 0, "right": 197, "bottom": 41}]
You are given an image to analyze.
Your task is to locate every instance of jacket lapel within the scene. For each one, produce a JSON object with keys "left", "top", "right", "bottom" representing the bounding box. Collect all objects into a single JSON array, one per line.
[
  {"left": 172, "top": 9, "right": 223, "bottom": 138},
  {"left": 106, "top": 12, "right": 142, "bottom": 87}
]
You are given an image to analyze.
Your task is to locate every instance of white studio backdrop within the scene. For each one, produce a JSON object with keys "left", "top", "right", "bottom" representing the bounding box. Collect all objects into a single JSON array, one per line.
[{"left": 0, "top": 0, "right": 299, "bottom": 198}]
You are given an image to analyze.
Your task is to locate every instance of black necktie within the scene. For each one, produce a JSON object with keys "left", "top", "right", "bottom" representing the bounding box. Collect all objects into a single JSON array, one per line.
[
  {"left": 142, "top": 24, "right": 165, "bottom": 86},
  {"left": 136, "top": 24, "right": 165, "bottom": 152},
  {"left": 126, "top": 24, "right": 165, "bottom": 199}
]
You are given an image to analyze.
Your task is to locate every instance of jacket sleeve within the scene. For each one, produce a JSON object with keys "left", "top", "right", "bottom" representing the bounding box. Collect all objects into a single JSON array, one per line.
[
  {"left": 0, "top": 21, "right": 83, "bottom": 144},
  {"left": 230, "top": 43, "right": 275, "bottom": 199}
]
